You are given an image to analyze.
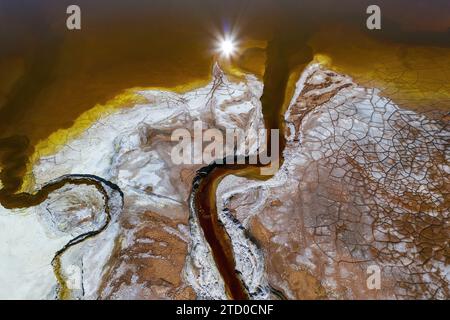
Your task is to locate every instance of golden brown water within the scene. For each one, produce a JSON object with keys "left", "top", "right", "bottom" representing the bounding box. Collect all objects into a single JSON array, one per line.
[
  {"left": 1, "top": 0, "right": 449, "bottom": 192},
  {"left": 1, "top": 0, "right": 449, "bottom": 299}
]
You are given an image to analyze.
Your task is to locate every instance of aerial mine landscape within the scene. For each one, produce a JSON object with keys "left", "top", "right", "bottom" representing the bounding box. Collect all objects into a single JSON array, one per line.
[{"left": 0, "top": 0, "right": 449, "bottom": 301}]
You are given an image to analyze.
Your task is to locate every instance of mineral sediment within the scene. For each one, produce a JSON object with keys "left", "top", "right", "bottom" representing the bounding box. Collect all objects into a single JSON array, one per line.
[
  {"left": 219, "top": 64, "right": 449, "bottom": 299},
  {"left": 1, "top": 63, "right": 448, "bottom": 300}
]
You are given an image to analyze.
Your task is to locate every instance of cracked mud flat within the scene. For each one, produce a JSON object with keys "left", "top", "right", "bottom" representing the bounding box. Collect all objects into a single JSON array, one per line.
[
  {"left": 0, "top": 62, "right": 448, "bottom": 300},
  {"left": 220, "top": 64, "right": 449, "bottom": 299}
]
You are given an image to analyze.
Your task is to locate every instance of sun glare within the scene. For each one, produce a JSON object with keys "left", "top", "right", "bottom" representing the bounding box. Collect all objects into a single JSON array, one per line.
[{"left": 217, "top": 36, "right": 237, "bottom": 58}]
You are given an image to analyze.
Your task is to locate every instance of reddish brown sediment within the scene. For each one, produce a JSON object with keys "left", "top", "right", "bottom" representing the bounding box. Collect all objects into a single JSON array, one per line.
[
  {"left": 223, "top": 65, "right": 450, "bottom": 299},
  {"left": 187, "top": 36, "right": 310, "bottom": 299},
  {"left": 1, "top": 1, "right": 450, "bottom": 300},
  {"left": 191, "top": 161, "right": 275, "bottom": 299},
  {"left": 192, "top": 165, "right": 249, "bottom": 299}
]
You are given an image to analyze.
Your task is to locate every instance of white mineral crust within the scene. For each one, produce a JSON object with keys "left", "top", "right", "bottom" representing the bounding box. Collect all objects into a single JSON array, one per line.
[{"left": 0, "top": 65, "right": 266, "bottom": 299}]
